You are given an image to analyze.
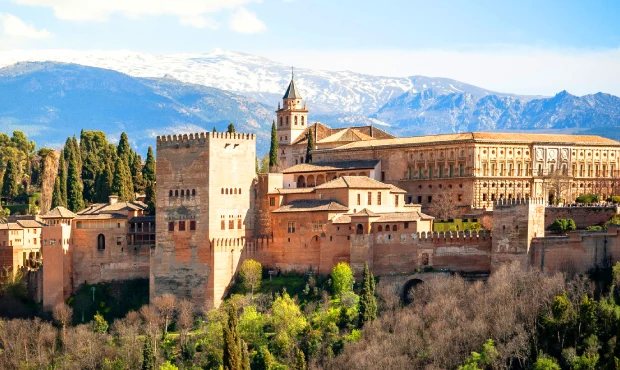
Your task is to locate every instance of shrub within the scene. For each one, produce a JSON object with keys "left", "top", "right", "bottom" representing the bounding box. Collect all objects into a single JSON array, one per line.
[
  {"left": 607, "top": 196, "right": 620, "bottom": 203},
  {"left": 575, "top": 194, "right": 600, "bottom": 204},
  {"left": 586, "top": 225, "right": 603, "bottom": 231},
  {"left": 547, "top": 218, "right": 576, "bottom": 233},
  {"left": 330, "top": 263, "right": 354, "bottom": 297},
  {"left": 605, "top": 215, "right": 620, "bottom": 228}
]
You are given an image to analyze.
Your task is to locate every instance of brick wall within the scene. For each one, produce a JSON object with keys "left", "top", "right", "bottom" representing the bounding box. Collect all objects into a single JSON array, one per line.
[{"left": 545, "top": 206, "right": 619, "bottom": 229}]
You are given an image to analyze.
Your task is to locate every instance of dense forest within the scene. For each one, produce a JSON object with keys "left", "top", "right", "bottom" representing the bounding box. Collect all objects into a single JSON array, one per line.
[
  {"left": 2, "top": 259, "right": 620, "bottom": 369},
  {"left": 0, "top": 130, "right": 156, "bottom": 216}
]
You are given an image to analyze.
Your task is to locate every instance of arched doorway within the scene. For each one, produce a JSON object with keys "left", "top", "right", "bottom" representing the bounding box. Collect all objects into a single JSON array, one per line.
[
  {"left": 402, "top": 278, "right": 424, "bottom": 304},
  {"left": 297, "top": 175, "right": 306, "bottom": 188}
]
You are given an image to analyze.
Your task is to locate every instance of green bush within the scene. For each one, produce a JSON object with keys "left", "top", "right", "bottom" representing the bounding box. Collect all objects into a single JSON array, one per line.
[
  {"left": 547, "top": 218, "right": 576, "bottom": 233},
  {"left": 605, "top": 215, "right": 620, "bottom": 228},
  {"left": 575, "top": 194, "right": 600, "bottom": 204},
  {"left": 586, "top": 225, "right": 603, "bottom": 231},
  {"left": 607, "top": 196, "right": 620, "bottom": 204}
]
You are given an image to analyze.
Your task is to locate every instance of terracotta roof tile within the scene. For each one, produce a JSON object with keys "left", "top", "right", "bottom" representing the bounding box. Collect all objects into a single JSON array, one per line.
[
  {"left": 351, "top": 209, "right": 379, "bottom": 217},
  {"left": 77, "top": 201, "right": 148, "bottom": 215},
  {"left": 43, "top": 206, "right": 77, "bottom": 219},
  {"left": 75, "top": 213, "right": 128, "bottom": 220},
  {"left": 315, "top": 176, "right": 406, "bottom": 192},
  {"left": 272, "top": 188, "right": 316, "bottom": 194},
  {"left": 0, "top": 222, "right": 22, "bottom": 230},
  {"left": 272, "top": 199, "right": 349, "bottom": 213},
  {"left": 16, "top": 220, "right": 45, "bottom": 228},
  {"left": 291, "top": 123, "right": 394, "bottom": 145},
  {"left": 376, "top": 212, "right": 434, "bottom": 222}
]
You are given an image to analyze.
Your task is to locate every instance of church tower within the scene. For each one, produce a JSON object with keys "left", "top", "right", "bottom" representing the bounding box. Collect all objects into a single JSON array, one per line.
[{"left": 276, "top": 68, "right": 308, "bottom": 146}]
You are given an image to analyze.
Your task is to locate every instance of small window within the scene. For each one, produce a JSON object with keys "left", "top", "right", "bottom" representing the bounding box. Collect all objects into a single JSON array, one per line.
[
  {"left": 378, "top": 192, "right": 382, "bottom": 205},
  {"left": 175, "top": 190, "right": 178, "bottom": 196},
  {"left": 395, "top": 195, "right": 399, "bottom": 207},
  {"left": 428, "top": 196, "right": 432, "bottom": 203},
  {"left": 169, "top": 190, "right": 173, "bottom": 197},
  {"left": 368, "top": 191, "right": 372, "bottom": 205},
  {"left": 186, "top": 189, "right": 190, "bottom": 196},
  {"left": 116, "top": 236, "right": 122, "bottom": 246},
  {"left": 97, "top": 234, "right": 105, "bottom": 250},
  {"left": 238, "top": 219, "right": 242, "bottom": 229},
  {"left": 221, "top": 220, "right": 225, "bottom": 230},
  {"left": 168, "top": 222, "right": 174, "bottom": 232},
  {"left": 386, "top": 225, "right": 390, "bottom": 231},
  {"left": 229, "top": 220, "right": 235, "bottom": 229},
  {"left": 270, "top": 197, "right": 276, "bottom": 206},
  {"left": 357, "top": 194, "right": 361, "bottom": 206},
  {"left": 287, "top": 222, "right": 296, "bottom": 233},
  {"left": 179, "top": 221, "right": 186, "bottom": 231},
  {"left": 192, "top": 189, "right": 196, "bottom": 196},
  {"left": 378, "top": 225, "right": 383, "bottom": 232},
  {"left": 190, "top": 221, "right": 196, "bottom": 231},
  {"left": 181, "top": 189, "right": 185, "bottom": 196},
  {"left": 238, "top": 188, "right": 241, "bottom": 195},
  {"left": 393, "top": 224, "right": 398, "bottom": 231},
  {"left": 221, "top": 188, "right": 224, "bottom": 194},
  {"left": 404, "top": 222, "right": 409, "bottom": 229}
]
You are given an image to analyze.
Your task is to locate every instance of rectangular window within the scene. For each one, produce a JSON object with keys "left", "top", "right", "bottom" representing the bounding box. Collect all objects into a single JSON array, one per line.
[
  {"left": 381, "top": 171, "right": 385, "bottom": 181},
  {"left": 229, "top": 220, "right": 234, "bottom": 230},
  {"left": 238, "top": 219, "right": 242, "bottom": 229},
  {"left": 287, "top": 222, "right": 296, "bottom": 233},
  {"left": 50, "top": 239, "right": 56, "bottom": 246},
  {"left": 367, "top": 192, "right": 372, "bottom": 205},
  {"left": 417, "top": 196, "right": 422, "bottom": 204},
  {"left": 428, "top": 196, "right": 432, "bottom": 204},
  {"left": 395, "top": 195, "right": 399, "bottom": 207},
  {"left": 404, "top": 222, "right": 409, "bottom": 229},
  {"left": 190, "top": 221, "right": 196, "bottom": 231},
  {"left": 419, "top": 166, "right": 423, "bottom": 179},
  {"left": 460, "top": 163, "right": 464, "bottom": 177},
  {"left": 439, "top": 165, "right": 444, "bottom": 177},
  {"left": 377, "top": 192, "right": 382, "bottom": 205},
  {"left": 117, "top": 236, "right": 122, "bottom": 246},
  {"left": 269, "top": 197, "right": 276, "bottom": 207},
  {"left": 312, "top": 220, "right": 324, "bottom": 232},
  {"left": 491, "top": 164, "right": 496, "bottom": 176},
  {"left": 449, "top": 164, "right": 454, "bottom": 177},
  {"left": 179, "top": 221, "right": 186, "bottom": 231},
  {"left": 357, "top": 194, "right": 361, "bottom": 205},
  {"left": 429, "top": 165, "right": 433, "bottom": 179},
  {"left": 221, "top": 220, "right": 225, "bottom": 230},
  {"left": 168, "top": 222, "right": 174, "bottom": 232}
]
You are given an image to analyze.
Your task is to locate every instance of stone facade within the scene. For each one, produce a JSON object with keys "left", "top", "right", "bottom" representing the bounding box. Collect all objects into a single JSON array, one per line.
[{"left": 0, "top": 219, "right": 44, "bottom": 278}]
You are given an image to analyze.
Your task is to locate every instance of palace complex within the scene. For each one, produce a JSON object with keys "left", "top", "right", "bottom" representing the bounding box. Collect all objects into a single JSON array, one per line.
[{"left": 27, "top": 75, "right": 620, "bottom": 310}]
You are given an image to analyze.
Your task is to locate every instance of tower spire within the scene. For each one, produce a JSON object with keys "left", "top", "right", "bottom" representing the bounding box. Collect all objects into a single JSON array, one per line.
[{"left": 291, "top": 66, "right": 294, "bottom": 80}]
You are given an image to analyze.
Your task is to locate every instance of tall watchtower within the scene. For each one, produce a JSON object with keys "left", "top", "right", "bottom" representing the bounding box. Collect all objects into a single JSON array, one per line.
[
  {"left": 276, "top": 68, "right": 308, "bottom": 146},
  {"left": 153, "top": 132, "right": 256, "bottom": 309}
]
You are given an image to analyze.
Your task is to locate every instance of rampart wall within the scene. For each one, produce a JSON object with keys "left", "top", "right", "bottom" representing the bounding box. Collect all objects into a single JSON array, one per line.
[{"left": 544, "top": 206, "right": 619, "bottom": 229}]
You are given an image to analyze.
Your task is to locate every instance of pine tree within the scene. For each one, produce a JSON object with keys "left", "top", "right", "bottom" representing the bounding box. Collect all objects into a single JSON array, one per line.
[
  {"left": 117, "top": 132, "right": 131, "bottom": 163},
  {"left": 112, "top": 156, "right": 134, "bottom": 201},
  {"left": 67, "top": 154, "right": 84, "bottom": 212},
  {"left": 269, "top": 120, "right": 279, "bottom": 170},
  {"left": 1, "top": 160, "right": 20, "bottom": 201},
  {"left": 358, "top": 262, "right": 378, "bottom": 327},
  {"left": 223, "top": 303, "right": 241, "bottom": 370},
  {"left": 58, "top": 154, "right": 68, "bottom": 207},
  {"left": 141, "top": 333, "right": 156, "bottom": 370},
  {"left": 227, "top": 123, "right": 236, "bottom": 133},
  {"left": 142, "top": 146, "right": 156, "bottom": 183},
  {"left": 51, "top": 177, "right": 63, "bottom": 209},
  {"left": 305, "top": 128, "right": 314, "bottom": 164}
]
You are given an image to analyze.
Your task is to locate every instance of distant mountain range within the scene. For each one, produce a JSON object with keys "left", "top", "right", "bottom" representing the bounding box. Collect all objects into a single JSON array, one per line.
[{"left": 1, "top": 49, "right": 620, "bottom": 154}]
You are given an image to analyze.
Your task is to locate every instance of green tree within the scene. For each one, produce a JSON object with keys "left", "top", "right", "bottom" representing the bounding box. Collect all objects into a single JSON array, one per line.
[
  {"left": 145, "top": 180, "right": 156, "bottom": 214},
  {"left": 547, "top": 218, "right": 576, "bottom": 234},
  {"left": 92, "top": 312, "right": 109, "bottom": 333},
  {"left": 131, "top": 153, "right": 146, "bottom": 195},
  {"left": 269, "top": 120, "right": 279, "bottom": 170},
  {"left": 331, "top": 262, "right": 354, "bottom": 297},
  {"left": 94, "top": 161, "right": 113, "bottom": 202},
  {"left": 458, "top": 339, "right": 498, "bottom": 370},
  {"left": 227, "top": 123, "right": 236, "bottom": 133},
  {"left": 1, "top": 159, "right": 20, "bottom": 200},
  {"left": 117, "top": 132, "right": 132, "bottom": 163},
  {"left": 305, "top": 128, "right": 314, "bottom": 164},
  {"left": 239, "top": 259, "right": 262, "bottom": 299},
  {"left": 294, "top": 348, "right": 307, "bottom": 370},
  {"left": 112, "top": 156, "right": 134, "bottom": 201},
  {"left": 358, "top": 262, "right": 377, "bottom": 326},
  {"left": 241, "top": 340, "right": 250, "bottom": 370},
  {"left": 142, "top": 333, "right": 156, "bottom": 370},
  {"left": 66, "top": 154, "right": 84, "bottom": 212},
  {"left": 213, "top": 126, "right": 217, "bottom": 133},
  {"left": 51, "top": 175, "right": 63, "bottom": 209},
  {"left": 223, "top": 304, "right": 242, "bottom": 370},
  {"left": 158, "top": 361, "right": 178, "bottom": 370},
  {"left": 271, "top": 292, "right": 308, "bottom": 356},
  {"left": 534, "top": 353, "right": 561, "bottom": 370},
  {"left": 142, "top": 146, "right": 156, "bottom": 183},
  {"left": 252, "top": 346, "right": 276, "bottom": 370}
]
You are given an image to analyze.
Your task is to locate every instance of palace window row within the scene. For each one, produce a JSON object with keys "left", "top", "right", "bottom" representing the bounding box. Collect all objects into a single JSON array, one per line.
[
  {"left": 409, "top": 163, "right": 466, "bottom": 179},
  {"left": 168, "top": 221, "right": 197, "bottom": 232},
  {"left": 278, "top": 116, "right": 305, "bottom": 127},
  {"left": 376, "top": 224, "right": 404, "bottom": 232},
  {"left": 220, "top": 216, "right": 243, "bottom": 230},
  {"left": 169, "top": 189, "right": 197, "bottom": 197},
  {"left": 221, "top": 188, "right": 243, "bottom": 195}
]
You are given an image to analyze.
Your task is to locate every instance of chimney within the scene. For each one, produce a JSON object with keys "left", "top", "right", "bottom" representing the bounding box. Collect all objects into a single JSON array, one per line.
[{"left": 109, "top": 195, "right": 119, "bottom": 205}]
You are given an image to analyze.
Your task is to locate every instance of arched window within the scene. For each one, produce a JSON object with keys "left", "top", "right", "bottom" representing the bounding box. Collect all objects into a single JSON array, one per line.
[
  {"left": 226, "top": 189, "right": 229, "bottom": 194},
  {"left": 386, "top": 225, "right": 391, "bottom": 231},
  {"left": 238, "top": 188, "right": 241, "bottom": 195},
  {"left": 192, "top": 189, "right": 196, "bottom": 196},
  {"left": 234, "top": 188, "right": 238, "bottom": 194},
  {"left": 221, "top": 188, "right": 224, "bottom": 194},
  {"left": 175, "top": 190, "right": 178, "bottom": 196},
  {"left": 181, "top": 190, "right": 185, "bottom": 196},
  {"left": 186, "top": 189, "right": 189, "bottom": 197},
  {"left": 229, "top": 188, "right": 233, "bottom": 194},
  {"left": 393, "top": 225, "right": 398, "bottom": 231},
  {"left": 169, "top": 190, "right": 172, "bottom": 197},
  {"left": 97, "top": 234, "right": 105, "bottom": 250},
  {"left": 279, "top": 117, "right": 282, "bottom": 126},
  {"left": 286, "top": 117, "right": 289, "bottom": 126},
  {"left": 301, "top": 116, "right": 305, "bottom": 126},
  {"left": 378, "top": 225, "right": 383, "bottom": 232},
  {"left": 356, "top": 224, "right": 364, "bottom": 235},
  {"left": 294, "top": 116, "right": 298, "bottom": 125}
]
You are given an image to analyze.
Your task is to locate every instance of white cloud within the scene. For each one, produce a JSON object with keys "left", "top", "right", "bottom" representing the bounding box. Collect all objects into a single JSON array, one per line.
[
  {"left": 12, "top": 0, "right": 266, "bottom": 32},
  {"left": 0, "top": 13, "right": 52, "bottom": 39},
  {"left": 228, "top": 7, "right": 266, "bottom": 34},
  {"left": 262, "top": 46, "right": 620, "bottom": 96}
]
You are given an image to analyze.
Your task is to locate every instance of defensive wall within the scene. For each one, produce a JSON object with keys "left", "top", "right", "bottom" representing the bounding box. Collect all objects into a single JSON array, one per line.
[{"left": 544, "top": 206, "right": 619, "bottom": 229}]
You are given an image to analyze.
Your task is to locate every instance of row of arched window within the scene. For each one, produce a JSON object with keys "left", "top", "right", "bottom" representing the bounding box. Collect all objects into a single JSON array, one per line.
[
  {"left": 221, "top": 188, "right": 242, "bottom": 195},
  {"left": 376, "top": 224, "right": 400, "bottom": 232},
  {"left": 169, "top": 189, "right": 196, "bottom": 197}
]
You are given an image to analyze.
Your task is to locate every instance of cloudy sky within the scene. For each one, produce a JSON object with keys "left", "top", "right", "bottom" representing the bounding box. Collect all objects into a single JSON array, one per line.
[{"left": 1, "top": 0, "right": 620, "bottom": 95}]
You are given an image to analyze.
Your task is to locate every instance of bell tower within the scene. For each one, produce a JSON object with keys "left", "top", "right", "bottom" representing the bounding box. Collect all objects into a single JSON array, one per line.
[{"left": 276, "top": 68, "right": 308, "bottom": 146}]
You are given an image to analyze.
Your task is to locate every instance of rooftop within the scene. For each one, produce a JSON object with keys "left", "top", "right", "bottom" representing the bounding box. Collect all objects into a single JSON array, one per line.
[
  {"left": 291, "top": 122, "right": 394, "bottom": 146},
  {"left": 42, "top": 206, "right": 77, "bottom": 219},
  {"left": 16, "top": 220, "right": 45, "bottom": 228},
  {"left": 282, "top": 160, "right": 380, "bottom": 174},
  {"left": 283, "top": 78, "right": 302, "bottom": 99},
  {"left": 321, "top": 132, "right": 620, "bottom": 151},
  {"left": 75, "top": 213, "right": 128, "bottom": 220},
  {"left": 314, "top": 176, "right": 407, "bottom": 193},
  {"left": 272, "top": 199, "right": 349, "bottom": 213},
  {"left": 331, "top": 211, "right": 433, "bottom": 224},
  {"left": 77, "top": 201, "right": 148, "bottom": 215}
]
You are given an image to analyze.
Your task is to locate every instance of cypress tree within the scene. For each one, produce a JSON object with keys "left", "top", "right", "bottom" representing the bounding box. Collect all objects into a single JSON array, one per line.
[
  {"left": 58, "top": 154, "right": 68, "bottom": 207},
  {"left": 1, "top": 160, "right": 20, "bottom": 201},
  {"left": 72, "top": 135, "right": 82, "bottom": 169},
  {"left": 213, "top": 126, "right": 217, "bottom": 133},
  {"left": 305, "top": 128, "right": 314, "bottom": 164},
  {"left": 223, "top": 304, "right": 241, "bottom": 370},
  {"left": 131, "top": 153, "right": 146, "bottom": 195},
  {"left": 112, "top": 156, "right": 134, "bottom": 201},
  {"left": 227, "top": 123, "right": 236, "bottom": 133},
  {"left": 51, "top": 177, "right": 63, "bottom": 209},
  {"left": 269, "top": 120, "right": 279, "bottom": 170},
  {"left": 63, "top": 137, "right": 73, "bottom": 163},
  {"left": 117, "top": 132, "right": 131, "bottom": 163},
  {"left": 141, "top": 333, "right": 156, "bottom": 370},
  {"left": 142, "top": 146, "right": 156, "bottom": 183},
  {"left": 67, "top": 154, "right": 84, "bottom": 212},
  {"left": 241, "top": 340, "right": 251, "bottom": 370},
  {"left": 358, "top": 262, "right": 378, "bottom": 327},
  {"left": 144, "top": 180, "right": 156, "bottom": 214},
  {"left": 94, "top": 161, "right": 113, "bottom": 203}
]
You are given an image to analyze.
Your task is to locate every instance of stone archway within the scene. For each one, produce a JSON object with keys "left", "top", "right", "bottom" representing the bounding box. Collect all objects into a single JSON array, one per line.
[
  {"left": 401, "top": 278, "right": 424, "bottom": 304},
  {"left": 297, "top": 175, "right": 306, "bottom": 188}
]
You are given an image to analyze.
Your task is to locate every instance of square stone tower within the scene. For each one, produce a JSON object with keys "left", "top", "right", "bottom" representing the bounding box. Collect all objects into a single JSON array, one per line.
[
  {"left": 491, "top": 198, "right": 546, "bottom": 269},
  {"left": 152, "top": 132, "right": 256, "bottom": 309}
]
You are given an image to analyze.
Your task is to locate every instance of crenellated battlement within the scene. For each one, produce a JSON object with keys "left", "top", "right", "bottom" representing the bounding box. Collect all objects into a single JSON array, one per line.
[
  {"left": 156, "top": 132, "right": 256, "bottom": 147},
  {"left": 493, "top": 197, "right": 546, "bottom": 209},
  {"left": 414, "top": 229, "right": 492, "bottom": 242}
]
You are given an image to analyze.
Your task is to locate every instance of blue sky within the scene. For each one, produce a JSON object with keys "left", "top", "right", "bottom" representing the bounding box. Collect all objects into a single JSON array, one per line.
[{"left": 1, "top": 0, "right": 620, "bottom": 95}]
